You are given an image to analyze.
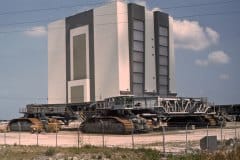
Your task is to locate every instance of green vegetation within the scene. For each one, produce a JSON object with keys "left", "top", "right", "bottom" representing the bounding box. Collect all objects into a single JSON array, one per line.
[
  {"left": 168, "top": 145, "right": 240, "bottom": 160},
  {"left": 0, "top": 144, "right": 240, "bottom": 160},
  {"left": 45, "top": 147, "right": 56, "bottom": 156},
  {"left": 168, "top": 153, "right": 208, "bottom": 160},
  {"left": 0, "top": 145, "right": 161, "bottom": 160}
]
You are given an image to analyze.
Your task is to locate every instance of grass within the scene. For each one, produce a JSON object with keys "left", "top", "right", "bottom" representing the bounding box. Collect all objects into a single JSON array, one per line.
[
  {"left": 0, "top": 145, "right": 44, "bottom": 160},
  {"left": 0, "top": 145, "right": 161, "bottom": 160},
  {"left": 1, "top": 144, "right": 240, "bottom": 160},
  {"left": 167, "top": 144, "right": 240, "bottom": 160},
  {"left": 45, "top": 147, "right": 56, "bottom": 156}
]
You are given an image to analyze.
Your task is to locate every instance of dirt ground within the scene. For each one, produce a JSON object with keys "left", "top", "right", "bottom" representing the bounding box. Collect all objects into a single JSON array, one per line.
[{"left": 0, "top": 122, "right": 239, "bottom": 153}]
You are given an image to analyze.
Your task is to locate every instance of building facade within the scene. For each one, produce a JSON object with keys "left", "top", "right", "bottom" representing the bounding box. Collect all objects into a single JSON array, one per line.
[{"left": 48, "top": 1, "right": 176, "bottom": 104}]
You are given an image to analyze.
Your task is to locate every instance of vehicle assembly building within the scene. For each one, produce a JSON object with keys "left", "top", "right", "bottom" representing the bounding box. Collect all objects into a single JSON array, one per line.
[
  {"left": 48, "top": 1, "right": 176, "bottom": 104},
  {"left": 8, "top": 1, "right": 236, "bottom": 134}
]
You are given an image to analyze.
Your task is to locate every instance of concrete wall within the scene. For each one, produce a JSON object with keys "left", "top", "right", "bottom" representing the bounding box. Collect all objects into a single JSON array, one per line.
[
  {"left": 169, "top": 16, "right": 176, "bottom": 94},
  {"left": 116, "top": 1, "right": 130, "bottom": 92},
  {"left": 94, "top": 2, "right": 120, "bottom": 101},
  {"left": 145, "top": 10, "right": 157, "bottom": 93},
  {"left": 48, "top": 2, "right": 177, "bottom": 103},
  {"left": 68, "top": 79, "right": 90, "bottom": 103},
  {"left": 68, "top": 25, "right": 90, "bottom": 102},
  {"left": 48, "top": 20, "right": 67, "bottom": 104},
  {"left": 65, "top": 10, "right": 95, "bottom": 102}
]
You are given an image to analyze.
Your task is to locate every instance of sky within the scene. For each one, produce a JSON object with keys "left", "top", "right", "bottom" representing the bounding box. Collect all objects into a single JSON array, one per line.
[{"left": 0, "top": 0, "right": 239, "bottom": 119}]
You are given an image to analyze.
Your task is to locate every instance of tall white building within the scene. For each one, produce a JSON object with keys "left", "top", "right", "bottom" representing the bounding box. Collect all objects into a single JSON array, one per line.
[{"left": 48, "top": 1, "right": 176, "bottom": 104}]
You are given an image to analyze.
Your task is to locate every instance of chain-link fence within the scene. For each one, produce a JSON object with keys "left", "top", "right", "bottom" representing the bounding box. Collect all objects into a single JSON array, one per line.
[{"left": 0, "top": 122, "right": 240, "bottom": 154}]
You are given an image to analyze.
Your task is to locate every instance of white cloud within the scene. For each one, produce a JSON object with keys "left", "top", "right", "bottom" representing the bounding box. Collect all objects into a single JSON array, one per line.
[
  {"left": 206, "top": 27, "right": 219, "bottom": 44},
  {"left": 195, "top": 50, "right": 230, "bottom": 67},
  {"left": 195, "top": 59, "right": 208, "bottom": 67},
  {"left": 219, "top": 74, "right": 230, "bottom": 80},
  {"left": 152, "top": 7, "right": 161, "bottom": 12},
  {"left": 24, "top": 26, "right": 47, "bottom": 37},
  {"left": 208, "top": 51, "right": 230, "bottom": 64},
  {"left": 173, "top": 19, "right": 219, "bottom": 51}
]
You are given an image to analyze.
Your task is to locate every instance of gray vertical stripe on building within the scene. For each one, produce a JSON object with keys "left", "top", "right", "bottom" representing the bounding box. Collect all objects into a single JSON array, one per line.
[
  {"left": 71, "top": 85, "right": 84, "bottom": 103},
  {"left": 73, "top": 34, "right": 86, "bottom": 80},
  {"left": 65, "top": 10, "right": 95, "bottom": 102},
  {"left": 128, "top": 3, "right": 145, "bottom": 96},
  {"left": 154, "top": 11, "right": 170, "bottom": 96}
]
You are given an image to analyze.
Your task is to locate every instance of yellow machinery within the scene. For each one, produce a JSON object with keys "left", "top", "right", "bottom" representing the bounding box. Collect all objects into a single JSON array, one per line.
[{"left": 8, "top": 118, "right": 61, "bottom": 133}]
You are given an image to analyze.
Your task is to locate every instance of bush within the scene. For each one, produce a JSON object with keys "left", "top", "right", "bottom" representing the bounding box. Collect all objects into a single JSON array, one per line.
[
  {"left": 104, "top": 151, "right": 111, "bottom": 159},
  {"left": 83, "top": 144, "right": 94, "bottom": 149},
  {"left": 138, "top": 148, "right": 160, "bottom": 160},
  {"left": 45, "top": 147, "right": 56, "bottom": 156}
]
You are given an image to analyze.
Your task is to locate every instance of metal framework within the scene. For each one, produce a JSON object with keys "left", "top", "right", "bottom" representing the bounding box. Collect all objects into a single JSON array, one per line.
[
  {"left": 158, "top": 97, "right": 210, "bottom": 114},
  {"left": 19, "top": 96, "right": 215, "bottom": 126},
  {"left": 132, "top": 96, "right": 211, "bottom": 114}
]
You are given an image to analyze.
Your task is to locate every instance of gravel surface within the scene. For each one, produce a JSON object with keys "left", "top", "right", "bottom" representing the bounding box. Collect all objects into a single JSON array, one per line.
[{"left": 0, "top": 123, "right": 239, "bottom": 153}]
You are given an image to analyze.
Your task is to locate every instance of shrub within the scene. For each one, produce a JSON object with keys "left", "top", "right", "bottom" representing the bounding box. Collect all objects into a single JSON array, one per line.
[
  {"left": 138, "top": 148, "right": 160, "bottom": 160},
  {"left": 45, "top": 147, "right": 56, "bottom": 156}
]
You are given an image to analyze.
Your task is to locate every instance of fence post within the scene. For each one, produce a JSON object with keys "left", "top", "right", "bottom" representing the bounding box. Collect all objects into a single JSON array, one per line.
[
  {"left": 235, "top": 117, "right": 237, "bottom": 140},
  {"left": 4, "top": 131, "right": 6, "bottom": 145},
  {"left": 100, "top": 120, "right": 104, "bottom": 148},
  {"left": 18, "top": 122, "right": 21, "bottom": 145},
  {"left": 37, "top": 131, "right": 39, "bottom": 146},
  {"left": 162, "top": 126, "right": 166, "bottom": 156},
  {"left": 221, "top": 121, "right": 223, "bottom": 144},
  {"left": 131, "top": 120, "right": 134, "bottom": 149},
  {"left": 206, "top": 123, "right": 209, "bottom": 151},
  {"left": 77, "top": 127, "right": 80, "bottom": 150},
  {"left": 55, "top": 125, "right": 58, "bottom": 147},
  {"left": 185, "top": 123, "right": 189, "bottom": 153}
]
